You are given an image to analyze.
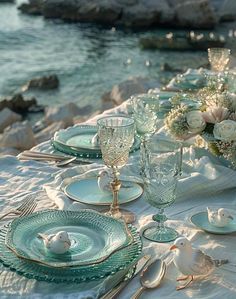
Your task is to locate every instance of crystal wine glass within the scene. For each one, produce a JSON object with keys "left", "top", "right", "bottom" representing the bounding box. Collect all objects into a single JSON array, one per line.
[
  {"left": 208, "top": 48, "right": 231, "bottom": 72},
  {"left": 130, "top": 93, "right": 159, "bottom": 178},
  {"left": 142, "top": 150, "right": 180, "bottom": 243},
  {"left": 207, "top": 48, "right": 231, "bottom": 91},
  {"left": 97, "top": 115, "right": 135, "bottom": 224}
]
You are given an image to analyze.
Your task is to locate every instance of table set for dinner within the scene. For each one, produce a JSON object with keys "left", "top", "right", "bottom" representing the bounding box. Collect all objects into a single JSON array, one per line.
[{"left": 1, "top": 48, "right": 236, "bottom": 299}]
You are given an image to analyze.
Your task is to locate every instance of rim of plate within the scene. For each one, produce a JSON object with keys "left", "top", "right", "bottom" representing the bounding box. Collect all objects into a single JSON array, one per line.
[
  {"left": 5, "top": 209, "right": 135, "bottom": 268},
  {"left": 63, "top": 177, "right": 144, "bottom": 206}
]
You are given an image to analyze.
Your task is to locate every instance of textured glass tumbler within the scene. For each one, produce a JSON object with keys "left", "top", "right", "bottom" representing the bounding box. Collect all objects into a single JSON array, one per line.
[
  {"left": 130, "top": 93, "right": 159, "bottom": 178},
  {"left": 208, "top": 48, "right": 231, "bottom": 72},
  {"left": 97, "top": 115, "right": 135, "bottom": 223},
  {"left": 142, "top": 151, "right": 180, "bottom": 243}
]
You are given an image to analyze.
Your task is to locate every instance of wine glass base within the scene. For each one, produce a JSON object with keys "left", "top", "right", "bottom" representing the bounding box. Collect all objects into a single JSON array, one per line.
[
  {"left": 103, "top": 208, "right": 136, "bottom": 224},
  {"left": 142, "top": 225, "right": 178, "bottom": 243}
]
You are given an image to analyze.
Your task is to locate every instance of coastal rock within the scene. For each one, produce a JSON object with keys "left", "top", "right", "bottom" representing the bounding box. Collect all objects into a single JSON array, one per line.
[
  {"left": 0, "top": 108, "right": 22, "bottom": 133},
  {"left": 104, "top": 77, "right": 161, "bottom": 106},
  {"left": 18, "top": 0, "right": 43, "bottom": 15},
  {"left": 35, "top": 121, "right": 66, "bottom": 144},
  {"left": 22, "top": 74, "right": 59, "bottom": 91},
  {"left": 45, "top": 103, "right": 92, "bottom": 126},
  {"left": 42, "top": 0, "right": 122, "bottom": 23},
  {"left": 175, "top": 0, "right": 217, "bottom": 29},
  {"left": 120, "top": 0, "right": 174, "bottom": 27},
  {"left": 0, "top": 121, "right": 36, "bottom": 150},
  {"left": 140, "top": 32, "right": 225, "bottom": 51},
  {"left": 0, "top": 94, "right": 37, "bottom": 113},
  {"left": 18, "top": 0, "right": 218, "bottom": 29},
  {"left": 0, "top": 0, "right": 15, "bottom": 3},
  {"left": 219, "top": 0, "right": 236, "bottom": 22},
  {"left": 0, "top": 147, "right": 20, "bottom": 157}
]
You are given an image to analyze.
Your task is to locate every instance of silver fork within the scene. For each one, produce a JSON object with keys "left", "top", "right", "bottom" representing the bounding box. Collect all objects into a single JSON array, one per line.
[
  {"left": 0, "top": 197, "right": 37, "bottom": 221},
  {"left": 19, "top": 201, "right": 37, "bottom": 217}
]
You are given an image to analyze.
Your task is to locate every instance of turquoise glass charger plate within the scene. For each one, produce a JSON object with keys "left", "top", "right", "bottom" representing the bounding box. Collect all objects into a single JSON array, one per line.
[
  {"left": 5, "top": 210, "right": 134, "bottom": 268},
  {"left": 0, "top": 213, "right": 142, "bottom": 284},
  {"left": 191, "top": 211, "right": 236, "bottom": 234},
  {"left": 64, "top": 178, "right": 143, "bottom": 206},
  {"left": 52, "top": 125, "right": 140, "bottom": 158}
]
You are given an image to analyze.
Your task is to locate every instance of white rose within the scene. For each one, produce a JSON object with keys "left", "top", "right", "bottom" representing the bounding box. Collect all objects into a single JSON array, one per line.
[
  {"left": 213, "top": 120, "right": 236, "bottom": 141},
  {"left": 186, "top": 110, "right": 206, "bottom": 133}
]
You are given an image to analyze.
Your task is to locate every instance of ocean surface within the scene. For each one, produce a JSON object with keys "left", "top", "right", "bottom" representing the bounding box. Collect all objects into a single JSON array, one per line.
[{"left": 0, "top": 1, "right": 210, "bottom": 113}]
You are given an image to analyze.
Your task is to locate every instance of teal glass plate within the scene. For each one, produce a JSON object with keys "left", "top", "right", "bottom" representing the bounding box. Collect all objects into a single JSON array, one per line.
[
  {"left": 64, "top": 178, "right": 143, "bottom": 206},
  {"left": 52, "top": 125, "right": 140, "bottom": 158},
  {"left": 0, "top": 222, "right": 142, "bottom": 284},
  {"left": 191, "top": 212, "right": 236, "bottom": 235},
  {"left": 5, "top": 210, "right": 134, "bottom": 268}
]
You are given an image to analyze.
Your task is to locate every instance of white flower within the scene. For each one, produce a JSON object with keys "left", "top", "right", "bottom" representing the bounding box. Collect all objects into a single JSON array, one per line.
[
  {"left": 186, "top": 110, "right": 206, "bottom": 133},
  {"left": 213, "top": 120, "right": 236, "bottom": 141},
  {"left": 202, "top": 107, "right": 229, "bottom": 124}
]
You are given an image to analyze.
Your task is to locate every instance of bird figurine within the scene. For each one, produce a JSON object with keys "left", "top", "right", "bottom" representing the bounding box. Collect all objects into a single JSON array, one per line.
[
  {"left": 38, "top": 231, "right": 71, "bottom": 255},
  {"left": 207, "top": 207, "right": 234, "bottom": 227},
  {"left": 170, "top": 237, "right": 228, "bottom": 291},
  {"left": 97, "top": 170, "right": 112, "bottom": 193}
]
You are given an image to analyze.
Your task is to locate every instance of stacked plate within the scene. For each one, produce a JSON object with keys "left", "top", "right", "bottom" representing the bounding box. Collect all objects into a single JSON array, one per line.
[
  {"left": 52, "top": 125, "right": 140, "bottom": 159},
  {"left": 0, "top": 210, "right": 142, "bottom": 284}
]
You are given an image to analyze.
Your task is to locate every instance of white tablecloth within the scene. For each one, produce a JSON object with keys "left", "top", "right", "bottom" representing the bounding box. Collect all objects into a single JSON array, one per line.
[{"left": 1, "top": 101, "right": 236, "bottom": 299}]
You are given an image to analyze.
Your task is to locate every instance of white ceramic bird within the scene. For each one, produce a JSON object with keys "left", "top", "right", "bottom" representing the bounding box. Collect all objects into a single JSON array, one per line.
[
  {"left": 207, "top": 207, "right": 234, "bottom": 227},
  {"left": 170, "top": 237, "right": 228, "bottom": 290},
  {"left": 97, "top": 170, "right": 112, "bottom": 192},
  {"left": 38, "top": 231, "right": 71, "bottom": 255}
]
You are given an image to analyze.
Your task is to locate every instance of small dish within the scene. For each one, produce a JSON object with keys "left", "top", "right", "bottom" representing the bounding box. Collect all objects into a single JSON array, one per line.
[
  {"left": 191, "top": 211, "right": 236, "bottom": 234},
  {"left": 5, "top": 210, "right": 134, "bottom": 268},
  {"left": 64, "top": 177, "right": 143, "bottom": 206}
]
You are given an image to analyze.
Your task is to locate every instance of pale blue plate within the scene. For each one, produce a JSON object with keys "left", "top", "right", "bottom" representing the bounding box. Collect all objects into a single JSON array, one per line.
[
  {"left": 0, "top": 222, "right": 142, "bottom": 283},
  {"left": 5, "top": 210, "right": 133, "bottom": 268},
  {"left": 64, "top": 178, "right": 143, "bottom": 206},
  {"left": 191, "top": 212, "right": 236, "bottom": 234},
  {"left": 53, "top": 125, "right": 140, "bottom": 158}
]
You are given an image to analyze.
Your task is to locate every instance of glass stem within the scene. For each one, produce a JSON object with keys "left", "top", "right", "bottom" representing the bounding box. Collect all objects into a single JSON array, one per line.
[
  {"left": 152, "top": 208, "right": 167, "bottom": 230},
  {"left": 178, "top": 143, "right": 183, "bottom": 177},
  {"left": 109, "top": 167, "right": 121, "bottom": 218},
  {"left": 140, "top": 137, "right": 151, "bottom": 178}
]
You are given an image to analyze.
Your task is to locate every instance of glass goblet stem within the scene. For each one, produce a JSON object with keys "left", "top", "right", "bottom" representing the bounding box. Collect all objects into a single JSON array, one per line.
[
  {"left": 140, "top": 137, "right": 151, "bottom": 178},
  {"left": 109, "top": 167, "right": 122, "bottom": 219}
]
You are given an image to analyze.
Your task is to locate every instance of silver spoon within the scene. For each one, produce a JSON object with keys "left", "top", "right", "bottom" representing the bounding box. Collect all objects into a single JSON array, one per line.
[
  {"left": 131, "top": 258, "right": 166, "bottom": 299},
  {"left": 55, "top": 157, "right": 77, "bottom": 167}
]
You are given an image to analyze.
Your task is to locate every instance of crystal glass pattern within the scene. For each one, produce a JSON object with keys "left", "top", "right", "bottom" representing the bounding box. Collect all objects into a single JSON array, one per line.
[
  {"left": 97, "top": 115, "right": 135, "bottom": 223},
  {"left": 142, "top": 151, "right": 180, "bottom": 243},
  {"left": 208, "top": 48, "right": 231, "bottom": 72},
  {"left": 130, "top": 93, "right": 159, "bottom": 178}
]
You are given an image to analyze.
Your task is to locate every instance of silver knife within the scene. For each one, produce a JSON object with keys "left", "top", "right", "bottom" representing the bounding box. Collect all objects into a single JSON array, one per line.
[{"left": 100, "top": 255, "right": 151, "bottom": 299}]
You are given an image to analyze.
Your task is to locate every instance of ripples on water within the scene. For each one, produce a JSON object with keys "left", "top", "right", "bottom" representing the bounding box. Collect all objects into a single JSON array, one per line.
[{"left": 0, "top": 2, "right": 208, "bottom": 111}]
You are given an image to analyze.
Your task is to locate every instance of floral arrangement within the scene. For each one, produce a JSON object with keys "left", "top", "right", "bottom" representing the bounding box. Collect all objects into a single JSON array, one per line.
[{"left": 165, "top": 90, "right": 236, "bottom": 167}]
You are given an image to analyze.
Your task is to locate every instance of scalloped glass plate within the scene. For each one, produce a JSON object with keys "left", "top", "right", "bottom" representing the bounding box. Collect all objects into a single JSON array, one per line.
[
  {"left": 0, "top": 223, "right": 142, "bottom": 284},
  {"left": 64, "top": 178, "right": 143, "bottom": 206},
  {"left": 5, "top": 210, "right": 134, "bottom": 268},
  {"left": 52, "top": 125, "right": 140, "bottom": 158}
]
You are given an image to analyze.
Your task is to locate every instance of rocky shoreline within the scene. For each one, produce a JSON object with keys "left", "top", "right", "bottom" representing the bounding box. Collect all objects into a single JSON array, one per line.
[
  {"left": 17, "top": 0, "right": 236, "bottom": 29},
  {"left": 0, "top": 74, "right": 161, "bottom": 156}
]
